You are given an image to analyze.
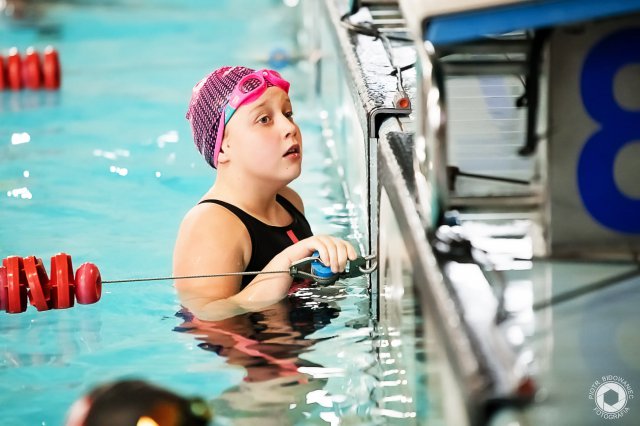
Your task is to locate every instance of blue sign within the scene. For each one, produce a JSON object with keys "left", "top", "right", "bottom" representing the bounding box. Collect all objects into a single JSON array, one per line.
[{"left": 578, "top": 28, "right": 640, "bottom": 233}]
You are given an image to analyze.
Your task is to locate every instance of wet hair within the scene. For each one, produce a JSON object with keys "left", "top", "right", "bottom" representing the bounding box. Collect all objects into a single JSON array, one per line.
[{"left": 70, "top": 379, "right": 211, "bottom": 426}]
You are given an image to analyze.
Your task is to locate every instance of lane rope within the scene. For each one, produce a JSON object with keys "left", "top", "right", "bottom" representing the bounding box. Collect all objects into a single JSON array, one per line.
[{"left": 103, "top": 270, "right": 289, "bottom": 284}]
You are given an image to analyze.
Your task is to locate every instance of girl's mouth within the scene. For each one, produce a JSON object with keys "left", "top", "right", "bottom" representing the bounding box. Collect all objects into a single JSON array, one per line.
[{"left": 283, "top": 145, "right": 300, "bottom": 157}]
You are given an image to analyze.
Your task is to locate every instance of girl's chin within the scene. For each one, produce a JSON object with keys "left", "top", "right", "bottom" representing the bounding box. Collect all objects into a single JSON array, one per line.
[{"left": 283, "top": 165, "right": 302, "bottom": 180}]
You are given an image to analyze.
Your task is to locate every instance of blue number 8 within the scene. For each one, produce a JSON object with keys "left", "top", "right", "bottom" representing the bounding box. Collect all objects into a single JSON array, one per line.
[{"left": 579, "top": 28, "right": 640, "bottom": 233}]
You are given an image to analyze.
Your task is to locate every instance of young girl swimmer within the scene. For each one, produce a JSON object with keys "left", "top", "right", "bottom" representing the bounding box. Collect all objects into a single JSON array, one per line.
[{"left": 173, "top": 66, "right": 357, "bottom": 318}]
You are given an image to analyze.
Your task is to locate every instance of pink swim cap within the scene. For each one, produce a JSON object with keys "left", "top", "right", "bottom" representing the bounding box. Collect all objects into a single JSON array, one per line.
[{"left": 186, "top": 66, "right": 287, "bottom": 169}]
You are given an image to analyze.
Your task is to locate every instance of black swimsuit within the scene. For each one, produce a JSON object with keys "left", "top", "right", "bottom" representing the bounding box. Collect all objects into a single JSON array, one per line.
[{"left": 198, "top": 194, "right": 313, "bottom": 288}]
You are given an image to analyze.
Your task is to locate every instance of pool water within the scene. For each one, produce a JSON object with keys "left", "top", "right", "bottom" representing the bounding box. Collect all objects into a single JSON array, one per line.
[{"left": 0, "top": 1, "right": 419, "bottom": 425}]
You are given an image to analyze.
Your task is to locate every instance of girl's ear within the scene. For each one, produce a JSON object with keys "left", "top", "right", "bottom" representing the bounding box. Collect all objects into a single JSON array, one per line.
[{"left": 217, "top": 139, "right": 231, "bottom": 165}]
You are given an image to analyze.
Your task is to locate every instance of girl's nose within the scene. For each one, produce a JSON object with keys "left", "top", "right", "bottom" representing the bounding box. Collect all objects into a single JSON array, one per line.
[{"left": 279, "top": 113, "right": 298, "bottom": 138}]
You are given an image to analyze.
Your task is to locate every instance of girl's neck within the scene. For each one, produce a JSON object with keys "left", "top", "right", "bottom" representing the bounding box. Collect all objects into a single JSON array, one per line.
[{"left": 206, "top": 173, "right": 284, "bottom": 218}]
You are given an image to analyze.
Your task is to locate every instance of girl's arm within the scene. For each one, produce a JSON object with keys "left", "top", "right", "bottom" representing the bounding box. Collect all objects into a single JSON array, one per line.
[{"left": 173, "top": 202, "right": 357, "bottom": 319}]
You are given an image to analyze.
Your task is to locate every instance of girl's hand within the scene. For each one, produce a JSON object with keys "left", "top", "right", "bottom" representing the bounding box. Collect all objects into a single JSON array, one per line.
[
  {"left": 285, "top": 235, "right": 358, "bottom": 273},
  {"left": 211, "top": 235, "right": 358, "bottom": 311}
]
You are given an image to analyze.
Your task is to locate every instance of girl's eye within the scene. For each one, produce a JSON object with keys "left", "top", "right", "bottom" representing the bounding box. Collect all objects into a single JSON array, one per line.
[
  {"left": 257, "top": 115, "right": 270, "bottom": 124},
  {"left": 284, "top": 111, "right": 294, "bottom": 119}
]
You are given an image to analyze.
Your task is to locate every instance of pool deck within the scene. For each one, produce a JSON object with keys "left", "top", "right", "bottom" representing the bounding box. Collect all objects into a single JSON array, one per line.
[{"left": 322, "top": 0, "right": 640, "bottom": 424}]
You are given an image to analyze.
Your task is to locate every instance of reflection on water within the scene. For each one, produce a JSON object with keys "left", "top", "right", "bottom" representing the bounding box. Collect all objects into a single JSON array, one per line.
[
  {"left": 0, "top": 1, "right": 424, "bottom": 423},
  {"left": 174, "top": 285, "right": 345, "bottom": 424},
  {"left": 0, "top": 308, "right": 104, "bottom": 370}
]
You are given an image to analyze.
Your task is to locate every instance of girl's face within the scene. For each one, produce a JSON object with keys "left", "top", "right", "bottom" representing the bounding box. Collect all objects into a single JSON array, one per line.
[{"left": 222, "top": 87, "right": 302, "bottom": 184}]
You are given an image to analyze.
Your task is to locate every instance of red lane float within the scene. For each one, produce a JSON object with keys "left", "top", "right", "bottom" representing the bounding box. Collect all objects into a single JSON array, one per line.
[
  {"left": 23, "top": 47, "right": 43, "bottom": 90},
  {"left": 43, "top": 46, "right": 61, "bottom": 90},
  {"left": 1, "top": 254, "right": 101, "bottom": 314},
  {"left": 7, "top": 48, "right": 23, "bottom": 91},
  {"left": 0, "top": 265, "right": 10, "bottom": 311},
  {"left": 0, "top": 46, "right": 61, "bottom": 91},
  {"left": 3, "top": 256, "right": 28, "bottom": 313},
  {"left": 24, "top": 256, "right": 51, "bottom": 311},
  {"left": 0, "top": 54, "right": 7, "bottom": 90},
  {"left": 50, "top": 253, "right": 75, "bottom": 309},
  {"left": 75, "top": 262, "right": 102, "bottom": 305}
]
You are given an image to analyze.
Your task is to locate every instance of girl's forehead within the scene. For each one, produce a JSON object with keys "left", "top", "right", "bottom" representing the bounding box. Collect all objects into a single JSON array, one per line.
[
  {"left": 232, "top": 87, "right": 292, "bottom": 121},
  {"left": 252, "top": 87, "right": 291, "bottom": 107}
]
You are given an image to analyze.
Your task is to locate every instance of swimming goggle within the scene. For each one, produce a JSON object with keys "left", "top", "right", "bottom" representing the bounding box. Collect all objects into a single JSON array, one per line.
[{"left": 212, "top": 69, "right": 290, "bottom": 167}]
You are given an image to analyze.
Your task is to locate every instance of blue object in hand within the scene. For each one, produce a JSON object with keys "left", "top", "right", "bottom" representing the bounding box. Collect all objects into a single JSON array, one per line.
[{"left": 311, "top": 251, "right": 335, "bottom": 279}]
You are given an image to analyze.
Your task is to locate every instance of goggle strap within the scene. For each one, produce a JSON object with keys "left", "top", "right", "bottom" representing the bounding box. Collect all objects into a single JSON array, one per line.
[{"left": 212, "top": 113, "right": 225, "bottom": 168}]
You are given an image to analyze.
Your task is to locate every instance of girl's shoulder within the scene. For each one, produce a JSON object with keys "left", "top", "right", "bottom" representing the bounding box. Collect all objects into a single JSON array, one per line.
[
  {"left": 180, "top": 200, "right": 247, "bottom": 235},
  {"left": 174, "top": 201, "right": 251, "bottom": 271}
]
